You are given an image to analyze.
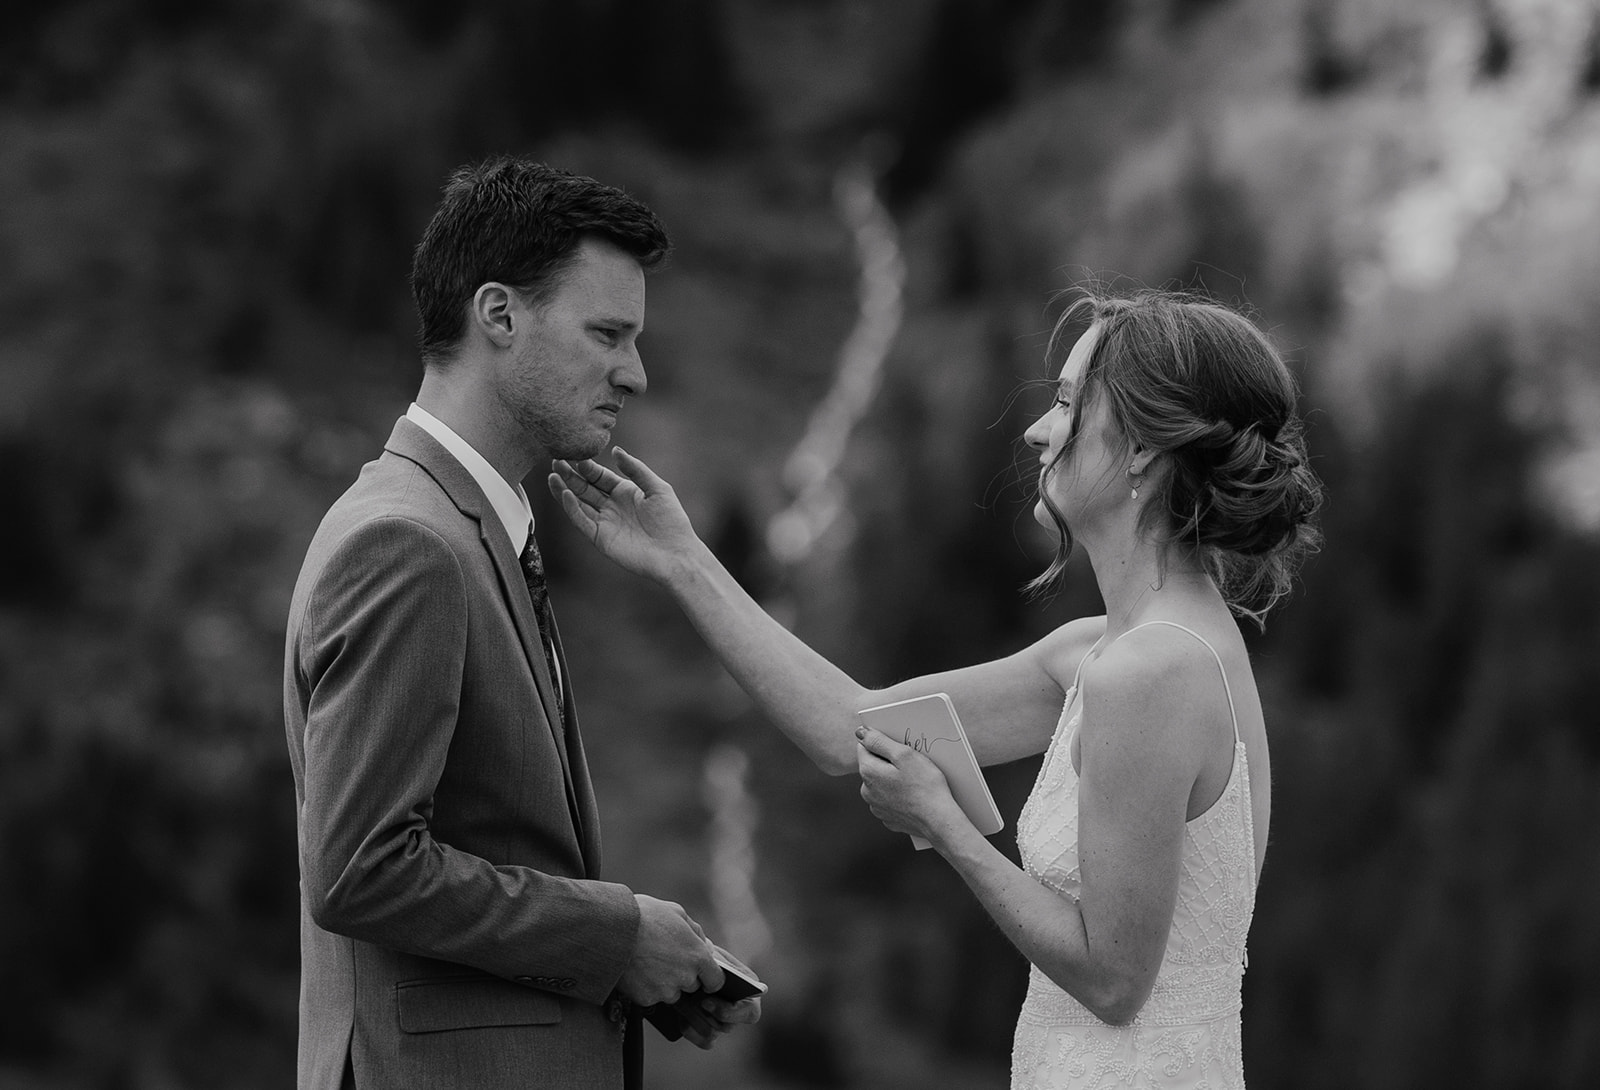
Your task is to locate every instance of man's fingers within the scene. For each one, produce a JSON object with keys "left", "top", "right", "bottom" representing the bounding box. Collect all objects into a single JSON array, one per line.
[
  {"left": 696, "top": 951, "right": 726, "bottom": 996},
  {"left": 711, "top": 944, "right": 753, "bottom": 976},
  {"left": 701, "top": 995, "right": 762, "bottom": 1026},
  {"left": 678, "top": 1008, "right": 722, "bottom": 1050}
]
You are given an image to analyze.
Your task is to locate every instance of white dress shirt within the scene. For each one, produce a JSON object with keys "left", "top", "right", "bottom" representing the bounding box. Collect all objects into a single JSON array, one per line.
[
  {"left": 404, "top": 403, "right": 563, "bottom": 700},
  {"left": 405, "top": 403, "right": 534, "bottom": 553}
]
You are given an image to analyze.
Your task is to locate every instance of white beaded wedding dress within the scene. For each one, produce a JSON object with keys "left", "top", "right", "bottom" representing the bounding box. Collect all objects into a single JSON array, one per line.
[{"left": 1010, "top": 621, "right": 1258, "bottom": 1090}]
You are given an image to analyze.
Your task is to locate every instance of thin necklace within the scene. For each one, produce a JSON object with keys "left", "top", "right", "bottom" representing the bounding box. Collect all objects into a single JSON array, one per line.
[{"left": 1108, "top": 567, "right": 1211, "bottom": 633}]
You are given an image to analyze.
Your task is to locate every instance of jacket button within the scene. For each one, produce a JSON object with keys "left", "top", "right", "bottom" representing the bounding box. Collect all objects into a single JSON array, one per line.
[
  {"left": 515, "top": 975, "right": 535, "bottom": 984},
  {"left": 560, "top": 978, "right": 577, "bottom": 989}
]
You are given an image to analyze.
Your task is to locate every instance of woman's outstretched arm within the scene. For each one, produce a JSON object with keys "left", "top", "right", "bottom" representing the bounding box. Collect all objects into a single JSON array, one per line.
[{"left": 550, "top": 449, "right": 1080, "bottom": 773}]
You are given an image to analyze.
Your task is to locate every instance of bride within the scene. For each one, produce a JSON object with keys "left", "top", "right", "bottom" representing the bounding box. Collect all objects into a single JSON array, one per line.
[{"left": 550, "top": 288, "right": 1322, "bottom": 1088}]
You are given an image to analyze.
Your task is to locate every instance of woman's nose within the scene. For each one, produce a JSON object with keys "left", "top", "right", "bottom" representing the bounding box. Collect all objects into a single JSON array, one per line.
[{"left": 1023, "top": 413, "right": 1051, "bottom": 451}]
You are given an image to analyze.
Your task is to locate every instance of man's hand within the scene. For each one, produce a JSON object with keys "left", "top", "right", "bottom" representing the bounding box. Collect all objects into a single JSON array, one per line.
[
  {"left": 676, "top": 991, "right": 763, "bottom": 1050},
  {"left": 616, "top": 895, "right": 723, "bottom": 1008},
  {"left": 667, "top": 944, "right": 765, "bottom": 1050}
]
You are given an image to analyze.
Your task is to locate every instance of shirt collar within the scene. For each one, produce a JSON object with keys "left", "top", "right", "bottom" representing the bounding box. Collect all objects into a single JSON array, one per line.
[{"left": 405, "top": 403, "right": 532, "bottom": 553}]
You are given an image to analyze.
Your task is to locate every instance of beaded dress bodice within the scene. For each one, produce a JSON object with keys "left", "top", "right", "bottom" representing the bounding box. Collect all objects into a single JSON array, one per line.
[{"left": 1010, "top": 621, "right": 1258, "bottom": 1090}]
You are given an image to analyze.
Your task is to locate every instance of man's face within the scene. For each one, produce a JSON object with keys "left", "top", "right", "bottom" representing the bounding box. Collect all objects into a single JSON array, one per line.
[{"left": 497, "top": 236, "right": 647, "bottom": 461}]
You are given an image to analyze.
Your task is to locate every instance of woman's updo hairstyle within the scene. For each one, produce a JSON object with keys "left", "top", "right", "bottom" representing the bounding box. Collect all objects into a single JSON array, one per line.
[{"left": 1032, "top": 287, "right": 1323, "bottom": 627}]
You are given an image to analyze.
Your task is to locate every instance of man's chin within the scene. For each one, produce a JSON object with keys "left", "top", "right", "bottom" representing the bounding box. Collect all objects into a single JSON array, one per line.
[{"left": 555, "top": 436, "right": 611, "bottom": 463}]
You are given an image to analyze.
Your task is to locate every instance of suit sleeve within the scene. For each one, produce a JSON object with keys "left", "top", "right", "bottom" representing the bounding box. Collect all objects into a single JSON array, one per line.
[{"left": 294, "top": 515, "right": 640, "bottom": 1005}]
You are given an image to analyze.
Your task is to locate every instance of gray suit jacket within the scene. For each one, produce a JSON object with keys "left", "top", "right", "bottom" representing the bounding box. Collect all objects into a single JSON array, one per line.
[{"left": 284, "top": 418, "right": 643, "bottom": 1089}]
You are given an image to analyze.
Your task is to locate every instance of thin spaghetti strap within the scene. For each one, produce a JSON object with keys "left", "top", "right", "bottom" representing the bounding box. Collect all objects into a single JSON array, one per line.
[
  {"left": 1068, "top": 636, "right": 1102, "bottom": 695},
  {"left": 1113, "top": 621, "right": 1242, "bottom": 744}
]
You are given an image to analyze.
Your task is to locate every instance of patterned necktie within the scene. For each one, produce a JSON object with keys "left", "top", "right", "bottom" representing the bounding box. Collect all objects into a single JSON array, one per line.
[
  {"left": 521, "top": 527, "right": 584, "bottom": 859},
  {"left": 519, "top": 531, "right": 564, "bottom": 709}
]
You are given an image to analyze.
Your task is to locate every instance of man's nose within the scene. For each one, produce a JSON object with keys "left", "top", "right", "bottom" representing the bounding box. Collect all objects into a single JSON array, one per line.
[{"left": 614, "top": 347, "right": 647, "bottom": 398}]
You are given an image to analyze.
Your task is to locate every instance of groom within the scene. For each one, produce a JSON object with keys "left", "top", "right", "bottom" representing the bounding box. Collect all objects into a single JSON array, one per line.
[{"left": 283, "top": 157, "right": 758, "bottom": 1089}]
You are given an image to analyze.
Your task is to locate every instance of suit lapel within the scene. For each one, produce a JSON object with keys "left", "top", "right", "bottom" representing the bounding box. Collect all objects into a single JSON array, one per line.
[
  {"left": 545, "top": 609, "right": 602, "bottom": 875},
  {"left": 383, "top": 419, "right": 591, "bottom": 870},
  {"left": 479, "top": 523, "right": 577, "bottom": 760}
]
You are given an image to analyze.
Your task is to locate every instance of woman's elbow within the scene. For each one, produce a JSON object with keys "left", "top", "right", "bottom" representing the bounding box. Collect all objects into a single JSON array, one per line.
[
  {"left": 1092, "top": 993, "right": 1145, "bottom": 1028},
  {"left": 795, "top": 731, "right": 859, "bottom": 777},
  {"left": 818, "top": 749, "right": 857, "bottom": 777},
  {"left": 1081, "top": 974, "right": 1153, "bottom": 1028}
]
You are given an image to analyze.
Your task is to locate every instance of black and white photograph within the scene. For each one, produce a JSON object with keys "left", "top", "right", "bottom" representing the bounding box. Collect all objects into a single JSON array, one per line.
[{"left": 3, "top": 1, "right": 1598, "bottom": 1088}]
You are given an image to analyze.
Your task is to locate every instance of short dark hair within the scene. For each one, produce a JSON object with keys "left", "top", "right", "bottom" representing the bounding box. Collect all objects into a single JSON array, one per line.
[
  {"left": 409, "top": 156, "right": 671, "bottom": 367},
  {"left": 1031, "top": 287, "right": 1323, "bottom": 627}
]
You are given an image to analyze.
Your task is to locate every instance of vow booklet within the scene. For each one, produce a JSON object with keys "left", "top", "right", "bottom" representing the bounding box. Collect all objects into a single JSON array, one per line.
[
  {"left": 857, "top": 693, "right": 1005, "bottom": 850},
  {"left": 643, "top": 952, "right": 767, "bottom": 1041}
]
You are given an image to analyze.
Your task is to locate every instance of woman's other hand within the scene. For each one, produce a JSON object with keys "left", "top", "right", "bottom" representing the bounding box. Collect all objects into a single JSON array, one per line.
[{"left": 855, "top": 725, "right": 968, "bottom": 849}]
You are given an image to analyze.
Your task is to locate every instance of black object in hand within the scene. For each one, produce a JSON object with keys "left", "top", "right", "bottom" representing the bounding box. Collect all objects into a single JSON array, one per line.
[{"left": 643, "top": 958, "right": 766, "bottom": 1041}]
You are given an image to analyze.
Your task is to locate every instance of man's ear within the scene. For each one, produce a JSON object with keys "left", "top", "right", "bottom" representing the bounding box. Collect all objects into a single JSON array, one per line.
[{"left": 470, "top": 283, "right": 518, "bottom": 348}]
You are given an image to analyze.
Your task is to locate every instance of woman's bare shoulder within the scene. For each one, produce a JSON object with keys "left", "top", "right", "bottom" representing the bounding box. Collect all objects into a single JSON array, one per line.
[
  {"left": 1029, "top": 614, "right": 1109, "bottom": 685},
  {"left": 1079, "top": 623, "right": 1235, "bottom": 738}
]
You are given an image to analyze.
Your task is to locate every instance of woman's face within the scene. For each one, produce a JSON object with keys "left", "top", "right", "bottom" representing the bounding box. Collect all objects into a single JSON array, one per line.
[{"left": 1024, "top": 323, "right": 1127, "bottom": 531}]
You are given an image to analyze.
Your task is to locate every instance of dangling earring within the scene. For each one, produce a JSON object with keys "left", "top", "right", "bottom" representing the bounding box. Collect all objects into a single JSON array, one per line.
[{"left": 1127, "top": 463, "right": 1141, "bottom": 500}]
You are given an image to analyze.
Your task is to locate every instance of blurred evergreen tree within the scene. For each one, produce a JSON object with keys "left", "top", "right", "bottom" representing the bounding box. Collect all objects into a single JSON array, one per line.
[
  {"left": 884, "top": 0, "right": 1121, "bottom": 205},
  {"left": 444, "top": 0, "right": 746, "bottom": 152},
  {"left": 1248, "top": 339, "right": 1600, "bottom": 1089}
]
